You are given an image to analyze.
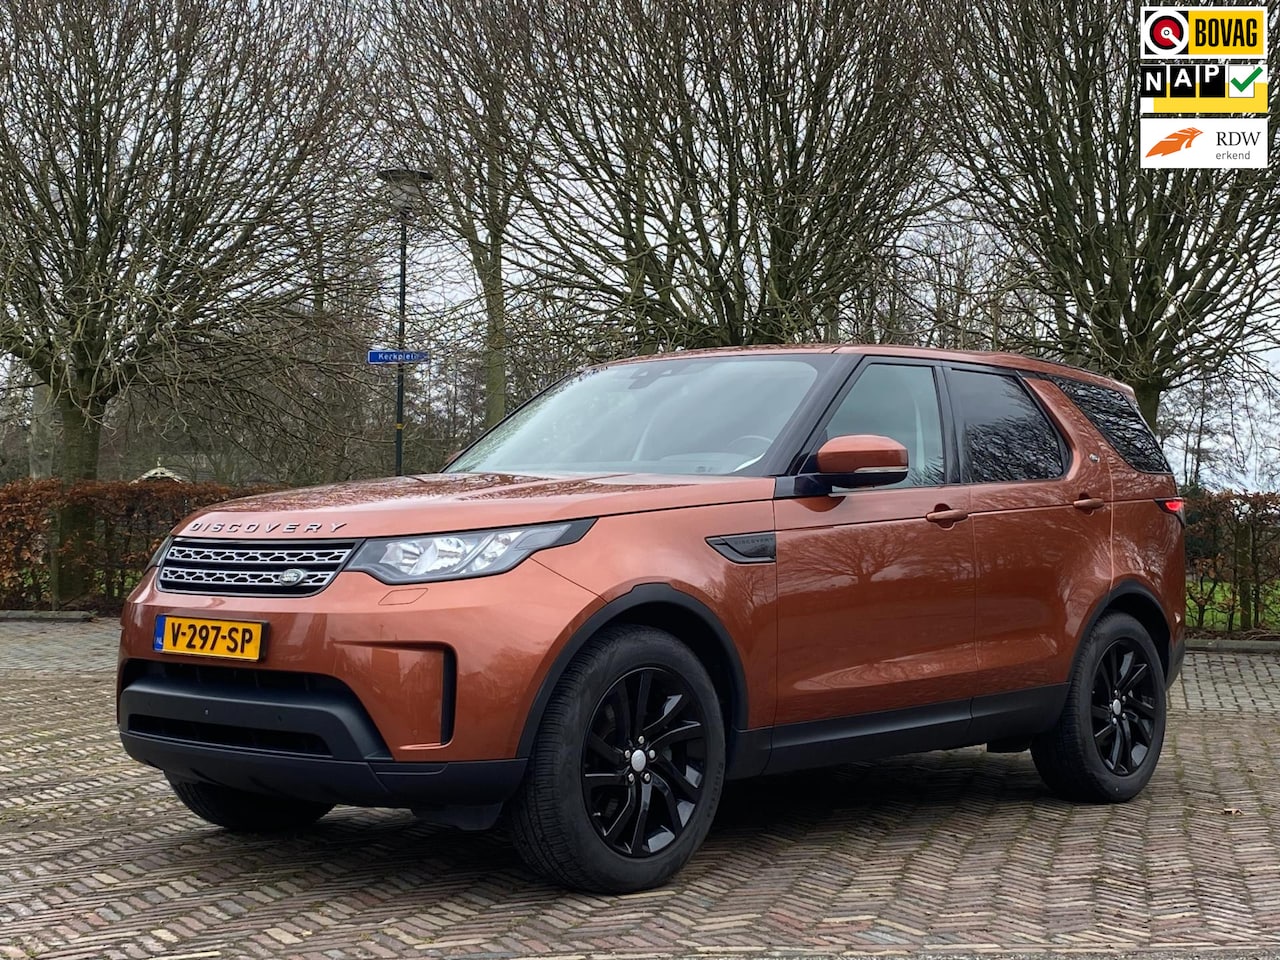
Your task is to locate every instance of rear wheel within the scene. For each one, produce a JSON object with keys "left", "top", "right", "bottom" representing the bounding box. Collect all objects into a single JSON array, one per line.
[
  {"left": 166, "top": 776, "right": 333, "bottom": 832},
  {"left": 1032, "top": 612, "right": 1166, "bottom": 802},
  {"left": 509, "top": 624, "right": 726, "bottom": 892}
]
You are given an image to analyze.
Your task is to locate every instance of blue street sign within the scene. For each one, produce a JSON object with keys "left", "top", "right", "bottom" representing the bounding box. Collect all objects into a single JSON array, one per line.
[{"left": 368, "top": 350, "right": 430, "bottom": 364}]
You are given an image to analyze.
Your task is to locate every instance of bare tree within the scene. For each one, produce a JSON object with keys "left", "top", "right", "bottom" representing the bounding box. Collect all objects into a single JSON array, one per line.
[
  {"left": 377, "top": 0, "right": 559, "bottom": 427},
  {"left": 0, "top": 362, "right": 33, "bottom": 481},
  {"left": 934, "top": 0, "right": 1280, "bottom": 423},
  {"left": 522, "top": 0, "right": 942, "bottom": 348},
  {"left": 1161, "top": 367, "right": 1280, "bottom": 491},
  {"left": 111, "top": 195, "right": 393, "bottom": 485},
  {"left": 0, "top": 0, "right": 375, "bottom": 598}
]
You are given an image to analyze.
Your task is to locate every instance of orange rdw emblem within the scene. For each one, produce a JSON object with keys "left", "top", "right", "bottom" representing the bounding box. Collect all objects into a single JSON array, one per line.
[{"left": 1146, "top": 126, "right": 1204, "bottom": 157}]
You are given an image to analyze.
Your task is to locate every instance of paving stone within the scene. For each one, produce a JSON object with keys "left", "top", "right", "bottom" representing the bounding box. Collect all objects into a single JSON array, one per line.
[{"left": 1, "top": 621, "right": 1279, "bottom": 957}]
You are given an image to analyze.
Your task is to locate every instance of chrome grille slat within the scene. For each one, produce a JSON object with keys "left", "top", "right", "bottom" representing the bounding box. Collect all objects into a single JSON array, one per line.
[
  {"left": 160, "top": 568, "right": 332, "bottom": 587},
  {"left": 157, "top": 538, "right": 358, "bottom": 598},
  {"left": 164, "top": 545, "right": 352, "bottom": 566}
]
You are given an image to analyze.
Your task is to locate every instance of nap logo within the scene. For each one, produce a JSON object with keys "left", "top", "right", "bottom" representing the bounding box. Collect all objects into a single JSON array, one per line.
[
  {"left": 1140, "top": 62, "right": 1268, "bottom": 113},
  {"left": 1141, "top": 7, "right": 1267, "bottom": 58}
]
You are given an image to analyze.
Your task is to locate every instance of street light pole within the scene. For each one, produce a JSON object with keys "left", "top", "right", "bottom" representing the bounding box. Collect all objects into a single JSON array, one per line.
[
  {"left": 395, "top": 210, "right": 408, "bottom": 476},
  {"left": 377, "top": 167, "right": 432, "bottom": 477}
]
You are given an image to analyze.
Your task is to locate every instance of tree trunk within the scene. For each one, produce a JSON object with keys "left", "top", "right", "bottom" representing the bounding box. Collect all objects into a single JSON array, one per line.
[
  {"left": 484, "top": 313, "right": 506, "bottom": 427},
  {"left": 1132, "top": 381, "right": 1161, "bottom": 429},
  {"left": 1235, "top": 520, "right": 1252, "bottom": 632},
  {"left": 822, "top": 302, "right": 839, "bottom": 343},
  {"left": 1250, "top": 513, "right": 1263, "bottom": 628},
  {"left": 1190, "top": 382, "right": 1208, "bottom": 486},
  {"left": 51, "top": 395, "right": 103, "bottom": 608},
  {"left": 28, "top": 382, "right": 58, "bottom": 478},
  {"left": 481, "top": 255, "right": 506, "bottom": 428}
]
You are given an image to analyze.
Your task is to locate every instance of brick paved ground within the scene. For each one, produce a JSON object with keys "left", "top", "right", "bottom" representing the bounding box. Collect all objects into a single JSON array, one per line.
[{"left": 1, "top": 621, "right": 1279, "bottom": 959}]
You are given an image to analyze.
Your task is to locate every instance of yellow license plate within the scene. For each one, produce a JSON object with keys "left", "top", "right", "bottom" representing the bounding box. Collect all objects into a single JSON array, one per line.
[{"left": 153, "top": 615, "right": 265, "bottom": 661}]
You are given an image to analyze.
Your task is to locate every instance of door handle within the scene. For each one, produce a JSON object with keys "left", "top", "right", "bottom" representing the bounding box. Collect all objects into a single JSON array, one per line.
[
  {"left": 1073, "top": 496, "right": 1106, "bottom": 512},
  {"left": 926, "top": 507, "right": 969, "bottom": 525}
]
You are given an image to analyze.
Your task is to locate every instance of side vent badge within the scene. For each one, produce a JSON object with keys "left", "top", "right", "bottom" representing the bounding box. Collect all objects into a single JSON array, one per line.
[{"left": 706, "top": 532, "right": 776, "bottom": 564}]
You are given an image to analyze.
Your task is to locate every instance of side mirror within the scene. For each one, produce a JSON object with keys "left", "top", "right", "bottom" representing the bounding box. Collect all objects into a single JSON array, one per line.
[{"left": 814, "top": 434, "right": 909, "bottom": 488}]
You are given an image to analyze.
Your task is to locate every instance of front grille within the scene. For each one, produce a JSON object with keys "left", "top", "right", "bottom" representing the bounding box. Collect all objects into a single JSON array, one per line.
[{"left": 157, "top": 538, "right": 358, "bottom": 597}]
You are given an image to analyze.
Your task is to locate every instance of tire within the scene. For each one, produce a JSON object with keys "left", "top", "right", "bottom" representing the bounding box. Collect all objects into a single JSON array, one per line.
[
  {"left": 166, "top": 775, "right": 333, "bottom": 832},
  {"left": 1031, "top": 612, "right": 1167, "bottom": 803},
  {"left": 509, "top": 624, "right": 726, "bottom": 893}
]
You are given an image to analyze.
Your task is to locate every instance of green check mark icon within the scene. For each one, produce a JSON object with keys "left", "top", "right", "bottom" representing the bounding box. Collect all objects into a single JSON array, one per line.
[{"left": 1232, "top": 67, "right": 1263, "bottom": 93}]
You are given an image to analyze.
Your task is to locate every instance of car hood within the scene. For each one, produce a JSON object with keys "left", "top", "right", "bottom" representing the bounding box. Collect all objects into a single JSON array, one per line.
[{"left": 173, "top": 472, "right": 776, "bottom": 539}]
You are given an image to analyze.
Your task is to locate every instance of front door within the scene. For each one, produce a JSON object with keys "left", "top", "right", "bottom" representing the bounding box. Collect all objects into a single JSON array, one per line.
[{"left": 773, "top": 362, "right": 980, "bottom": 732}]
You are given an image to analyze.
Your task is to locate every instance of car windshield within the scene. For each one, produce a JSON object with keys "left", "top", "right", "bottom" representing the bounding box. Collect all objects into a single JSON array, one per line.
[{"left": 448, "top": 354, "right": 833, "bottom": 476}]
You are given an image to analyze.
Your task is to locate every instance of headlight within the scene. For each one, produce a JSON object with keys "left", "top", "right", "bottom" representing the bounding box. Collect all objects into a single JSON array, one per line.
[
  {"left": 146, "top": 536, "right": 173, "bottom": 571},
  {"left": 347, "top": 519, "right": 593, "bottom": 584}
]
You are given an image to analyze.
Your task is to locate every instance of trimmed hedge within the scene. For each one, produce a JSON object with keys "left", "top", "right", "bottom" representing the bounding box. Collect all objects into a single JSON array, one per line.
[
  {"left": 0, "top": 479, "right": 273, "bottom": 613},
  {"left": 1184, "top": 489, "right": 1280, "bottom": 632}
]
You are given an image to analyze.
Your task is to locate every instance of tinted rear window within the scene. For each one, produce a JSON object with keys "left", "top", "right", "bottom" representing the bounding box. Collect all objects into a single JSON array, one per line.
[
  {"left": 1050, "top": 377, "right": 1170, "bottom": 474},
  {"left": 950, "top": 370, "right": 1065, "bottom": 482}
]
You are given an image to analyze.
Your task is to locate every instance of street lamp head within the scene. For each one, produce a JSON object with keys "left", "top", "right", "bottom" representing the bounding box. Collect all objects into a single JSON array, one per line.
[{"left": 377, "top": 167, "right": 433, "bottom": 213}]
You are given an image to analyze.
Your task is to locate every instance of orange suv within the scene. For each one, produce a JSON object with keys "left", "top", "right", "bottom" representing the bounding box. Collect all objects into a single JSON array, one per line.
[{"left": 117, "top": 346, "right": 1185, "bottom": 892}]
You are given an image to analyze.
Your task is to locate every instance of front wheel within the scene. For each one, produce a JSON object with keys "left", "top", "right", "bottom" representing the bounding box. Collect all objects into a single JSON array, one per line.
[
  {"left": 509, "top": 624, "right": 726, "bottom": 892},
  {"left": 1032, "top": 612, "right": 1167, "bottom": 802}
]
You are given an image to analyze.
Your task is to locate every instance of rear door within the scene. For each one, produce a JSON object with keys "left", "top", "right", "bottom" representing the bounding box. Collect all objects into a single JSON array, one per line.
[
  {"left": 945, "top": 366, "right": 1113, "bottom": 707},
  {"left": 773, "top": 360, "right": 979, "bottom": 732}
]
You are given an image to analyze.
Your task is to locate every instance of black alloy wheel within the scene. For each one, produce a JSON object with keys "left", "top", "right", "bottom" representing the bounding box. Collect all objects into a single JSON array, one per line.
[
  {"left": 1031, "top": 611, "right": 1167, "bottom": 803},
  {"left": 509, "top": 623, "right": 726, "bottom": 892},
  {"left": 580, "top": 666, "right": 709, "bottom": 857},
  {"left": 1090, "top": 638, "right": 1160, "bottom": 776}
]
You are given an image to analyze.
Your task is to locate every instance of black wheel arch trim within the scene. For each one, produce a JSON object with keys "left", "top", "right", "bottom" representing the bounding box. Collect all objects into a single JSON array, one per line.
[
  {"left": 1070, "top": 580, "right": 1174, "bottom": 684},
  {"left": 515, "top": 583, "right": 751, "bottom": 759}
]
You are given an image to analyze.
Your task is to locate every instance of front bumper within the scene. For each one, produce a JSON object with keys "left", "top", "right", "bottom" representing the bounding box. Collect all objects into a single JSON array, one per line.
[
  {"left": 117, "top": 653, "right": 527, "bottom": 813},
  {"left": 118, "top": 559, "right": 600, "bottom": 805}
]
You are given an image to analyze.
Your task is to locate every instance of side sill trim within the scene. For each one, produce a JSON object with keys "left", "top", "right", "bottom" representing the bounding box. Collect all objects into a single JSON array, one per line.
[
  {"left": 970, "top": 684, "right": 1068, "bottom": 741},
  {"left": 763, "top": 699, "right": 971, "bottom": 775},
  {"left": 730, "top": 683, "right": 1069, "bottom": 779}
]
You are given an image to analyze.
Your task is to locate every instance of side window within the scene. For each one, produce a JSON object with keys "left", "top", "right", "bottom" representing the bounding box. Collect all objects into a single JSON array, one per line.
[
  {"left": 822, "top": 364, "right": 945, "bottom": 488},
  {"left": 1050, "top": 376, "right": 1171, "bottom": 474},
  {"left": 950, "top": 370, "right": 1064, "bottom": 483}
]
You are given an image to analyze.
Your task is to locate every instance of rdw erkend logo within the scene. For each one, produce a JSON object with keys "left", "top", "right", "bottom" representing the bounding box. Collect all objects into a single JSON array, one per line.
[
  {"left": 1144, "top": 126, "right": 1203, "bottom": 157},
  {"left": 1139, "top": 117, "right": 1268, "bottom": 168}
]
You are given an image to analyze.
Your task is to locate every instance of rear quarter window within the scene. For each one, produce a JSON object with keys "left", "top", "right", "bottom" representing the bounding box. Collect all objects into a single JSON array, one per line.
[{"left": 1050, "top": 377, "right": 1171, "bottom": 474}]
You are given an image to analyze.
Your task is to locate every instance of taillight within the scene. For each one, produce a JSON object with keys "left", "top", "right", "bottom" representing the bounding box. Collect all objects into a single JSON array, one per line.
[{"left": 1156, "top": 498, "right": 1186, "bottom": 525}]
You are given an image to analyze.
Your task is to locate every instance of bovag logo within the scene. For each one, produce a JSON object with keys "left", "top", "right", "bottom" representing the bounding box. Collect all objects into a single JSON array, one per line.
[{"left": 1140, "top": 7, "right": 1267, "bottom": 58}]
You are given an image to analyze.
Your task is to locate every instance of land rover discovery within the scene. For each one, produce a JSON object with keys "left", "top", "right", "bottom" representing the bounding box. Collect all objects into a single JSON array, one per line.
[{"left": 117, "top": 346, "right": 1185, "bottom": 892}]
